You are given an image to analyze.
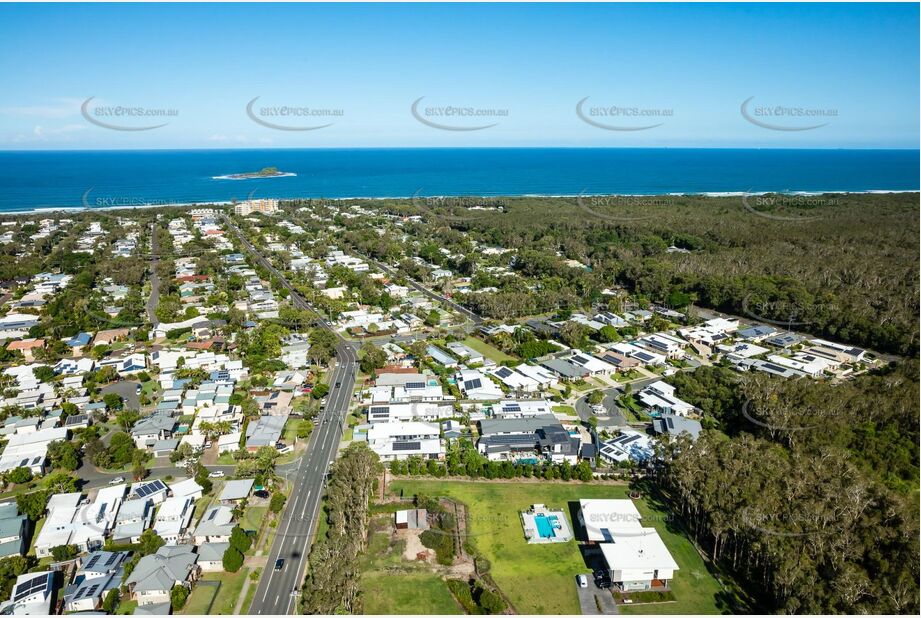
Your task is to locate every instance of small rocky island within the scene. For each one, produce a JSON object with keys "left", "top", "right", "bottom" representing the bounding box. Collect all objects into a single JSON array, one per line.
[{"left": 214, "top": 166, "right": 296, "bottom": 180}]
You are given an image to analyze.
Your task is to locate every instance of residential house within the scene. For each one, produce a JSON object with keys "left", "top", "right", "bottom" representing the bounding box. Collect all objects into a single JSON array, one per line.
[
  {"left": 218, "top": 479, "right": 254, "bottom": 506},
  {"left": 0, "top": 502, "right": 27, "bottom": 558},
  {"left": 362, "top": 421, "right": 444, "bottom": 461},
  {"left": 192, "top": 506, "right": 235, "bottom": 544},
  {"left": 196, "top": 542, "right": 230, "bottom": 572},
  {"left": 124, "top": 545, "right": 199, "bottom": 606}
]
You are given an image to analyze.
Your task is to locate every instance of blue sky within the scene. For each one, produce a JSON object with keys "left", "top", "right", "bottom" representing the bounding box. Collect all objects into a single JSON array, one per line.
[{"left": 0, "top": 2, "right": 917, "bottom": 149}]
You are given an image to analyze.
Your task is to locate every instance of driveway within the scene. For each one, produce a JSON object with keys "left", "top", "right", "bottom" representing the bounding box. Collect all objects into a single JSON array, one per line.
[{"left": 576, "top": 576, "right": 618, "bottom": 615}]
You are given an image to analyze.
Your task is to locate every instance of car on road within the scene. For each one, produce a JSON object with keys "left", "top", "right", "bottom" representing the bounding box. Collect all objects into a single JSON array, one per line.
[
  {"left": 109, "top": 477, "right": 125, "bottom": 485},
  {"left": 275, "top": 559, "right": 285, "bottom": 571},
  {"left": 135, "top": 384, "right": 142, "bottom": 395},
  {"left": 208, "top": 470, "right": 225, "bottom": 478},
  {"left": 577, "top": 574, "right": 588, "bottom": 588},
  {"left": 291, "top": 588, "right": 299, "bottom": 597}
]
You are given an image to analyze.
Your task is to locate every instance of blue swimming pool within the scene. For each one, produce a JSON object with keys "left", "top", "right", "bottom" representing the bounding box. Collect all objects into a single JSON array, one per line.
[{"left": 534, "top": 514, "right": 560, "bottom": 539}]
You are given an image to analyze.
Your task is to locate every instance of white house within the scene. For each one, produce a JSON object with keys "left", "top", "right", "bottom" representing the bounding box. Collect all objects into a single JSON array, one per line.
[
  {"left": 363, "top": 421, "right": 444, "bottom": 461},
  {"left": 636, "top": 381, "right": 696, "bottom": 417}
]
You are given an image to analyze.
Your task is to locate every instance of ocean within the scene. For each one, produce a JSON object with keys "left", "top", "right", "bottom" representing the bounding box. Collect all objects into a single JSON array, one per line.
[{"left": 0, "top": 148, "right": 917, "bottom": 213}]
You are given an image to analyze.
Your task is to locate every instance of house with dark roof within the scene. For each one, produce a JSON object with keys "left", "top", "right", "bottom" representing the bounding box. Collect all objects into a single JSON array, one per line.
[
  {"left": 131, "top": 414, "right": 176, "bottom": 449},
  {"left": 124, "top": 545, "right": 199, "bottom": 606},
  {"left": 652, "top": 414, "right": 703, "bottom": 441},
  {"left": 477, "top": 416, "right": 581, "bottom": 464}
]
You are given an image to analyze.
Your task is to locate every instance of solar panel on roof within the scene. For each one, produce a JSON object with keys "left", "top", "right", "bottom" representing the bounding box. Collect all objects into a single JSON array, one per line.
[
  {"left": 572, "top": 355, "right": 588, "bottom": 363},
  {"left": 622, "top": 435, "right": 641, "bottom": 445},
  {"left": 504, "top": 404, "right": 521, "bottom": 412},
  {"left": 404, "top": 382, "right": 425, "bottom": 389},
  {"left": 392, "top": 441, "right": 421, "bottom": 451},
  {"left": 369, "top": 406, "right": 389, "bottom": 415},
  {"left": 86, "top": 555, "right": 101, "bottom": 569},
  {"left": 496, "top": 367, "right": 512, "bottom": 378},
  {"left": 466, "top": 378, "right": 482, "bottom": 390}
]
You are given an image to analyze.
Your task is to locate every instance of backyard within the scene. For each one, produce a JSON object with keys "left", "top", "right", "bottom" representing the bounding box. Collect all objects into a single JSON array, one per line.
[
  {"left": 358, "top": 508, "right": 462, "bottom": 614},
  {"left": 461, "top": 336, "right": 516, "bottom": 364},
  {"left": 387, "top": 480, "right": 726, "bottom": 615},
  {"left": 180, "top": 569, "right": 251, "bottom": 615}
]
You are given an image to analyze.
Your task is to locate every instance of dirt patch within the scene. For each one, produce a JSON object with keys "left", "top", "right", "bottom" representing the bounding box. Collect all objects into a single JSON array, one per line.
[{"left": 397, "top": 528, "right": 432, "bottom": 562}]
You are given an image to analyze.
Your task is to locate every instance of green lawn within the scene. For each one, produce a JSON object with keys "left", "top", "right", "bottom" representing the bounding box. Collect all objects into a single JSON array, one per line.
[
  {"left": 242, "top": 506, "right": 268, "bottom": 535},
  {"left": 388, "top": 480, "right": 725, "bottom": 615},
  {"left": 181, "top": 582, "right": 219, "bottom": 614},
  {"left": 181, "top": 570, "right": 250, "bottom": 615},
  {"left": 27, "top": 517, "right": 45, "bottom": 555},
  {"left": 362, "top": 573, "right": 462, "bottom": 614},
  {"left": 115, "top": 600, "right": 138, "bottom": 615},
  {"left": 552, "top": 405, "right": 578, "bottom": 416},
  {"left": 461, "top": 336, "right": 515, "bottom": 363},
  {"left": 242, "top": 568, "right": 262, "bottom": 613}
]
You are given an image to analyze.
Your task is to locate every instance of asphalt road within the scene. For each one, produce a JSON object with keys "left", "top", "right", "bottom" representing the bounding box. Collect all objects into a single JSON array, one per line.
[
  {"left": 100, "top": 380, "right": 141, "bottom": 412},
  {"left": 146, "top": 223, "right": 160, "bottom": 326},
  {"left": 223, "top": 215, "right": 359, "bottom": 615}
]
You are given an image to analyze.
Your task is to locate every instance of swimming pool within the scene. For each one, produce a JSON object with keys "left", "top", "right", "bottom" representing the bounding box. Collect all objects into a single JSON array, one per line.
[{"left": 534, "top": 514, "right": 560, "bottom": 539}]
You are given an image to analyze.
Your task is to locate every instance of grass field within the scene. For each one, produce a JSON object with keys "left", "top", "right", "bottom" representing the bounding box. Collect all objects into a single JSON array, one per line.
[
  {"left": 461, "top": 336, "right": 515, "bottom": 363},
  {"left": 181, "top": 581, "right": 219, "bottom": 614},
  {"left": 358, "top": 513, "right": 462, "bottom": 614},
  {"left": 552, "top": 405, "right": 578, "bottom": 416},
  {"left": 388, "top": 480, "right": 725, "bottom": 615},
  {"left": 181, "top": 570, "right": 250, "bottom": 615},
  {"left": 242, "top": 568, "right": 262, "bottom": 613},
  {"left": 362, "top": 573, "right": 462, "bottom": 614},
  {"left": 115, "top": 600, "right": 138, "bottom": 615},
  {"left": 242, "top": 506, "right": 267, "bottom": 534}
]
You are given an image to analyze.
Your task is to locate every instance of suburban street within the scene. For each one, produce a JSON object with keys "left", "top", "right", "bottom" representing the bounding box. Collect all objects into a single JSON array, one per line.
[
  {"left": 224, "top": 215, "right": 360, "bottom": 615},
  {"left": 146, "top": 223, "right": 160, "bottom": 325},
  {"left": 363, "top": 255, "right": 484, "bottom": 325}
]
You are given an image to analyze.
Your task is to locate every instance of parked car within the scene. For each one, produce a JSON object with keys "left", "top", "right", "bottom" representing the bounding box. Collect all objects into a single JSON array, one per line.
[
  {"left": 577, "top": 574, "right": 588, "bottom": 588},
  {"left": 275, "top": 559, "right": 285, "bottom": 571},
  {"left": 109, "top": 477, "right": 125, "bottom": 485},
  {"left": 208, "top": 470, "right": 225, "bottom": 478}
]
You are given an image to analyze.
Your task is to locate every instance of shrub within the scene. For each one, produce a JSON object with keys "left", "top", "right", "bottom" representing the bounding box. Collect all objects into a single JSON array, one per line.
[
  {"left": 223, "top": 547, "right": 244, "bottom": 573},
  {"left": 170, "top": 585, "right": 189, "bottom": 610},
  {"left": 269, "top": 493, "right": 286, "bottom": 514}
]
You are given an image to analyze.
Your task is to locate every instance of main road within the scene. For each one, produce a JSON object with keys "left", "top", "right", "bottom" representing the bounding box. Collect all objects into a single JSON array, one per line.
[{"left": 223, "top": 215, "right": 359, "bottom": 615}]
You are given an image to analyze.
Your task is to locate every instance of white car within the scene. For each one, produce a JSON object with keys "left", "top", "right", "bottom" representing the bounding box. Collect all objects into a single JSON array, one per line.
[
  {"left": 109, "top": 477, "right": 125, "bottom": 485},
  {"left": 577, "top": 575, "right": 588, "bottom": 589},
  {"left": 208, "top": 470, "right": 225, "bottom": 478}
]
